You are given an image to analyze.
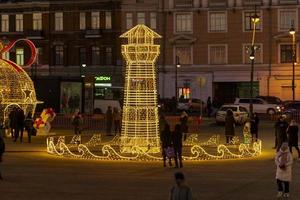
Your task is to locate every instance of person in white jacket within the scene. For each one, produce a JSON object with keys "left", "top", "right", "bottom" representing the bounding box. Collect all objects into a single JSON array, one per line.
[{"left": 275, "top": 142, "right": 293, "bottom": 198}]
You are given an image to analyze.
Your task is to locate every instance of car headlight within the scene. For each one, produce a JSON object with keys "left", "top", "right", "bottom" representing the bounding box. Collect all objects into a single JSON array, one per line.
[{"left": 276, "top": 106, "right": 281, "bottom": 111}]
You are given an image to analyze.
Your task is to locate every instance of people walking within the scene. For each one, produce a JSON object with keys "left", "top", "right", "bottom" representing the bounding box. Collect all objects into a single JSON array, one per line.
[
  {"left": 275, "top": 116, "right": 289, "bottom": 151},
  {"left": 24, "top": 112, "right": 34, "bottom": 143},
  {"left": 172, "top": 124, "right": 183, "bottom": 168},
  {"left": 106, "top": 106, "right": 113, "bottom": 135},
  {"left": 275, "top": 142, "right": 293, "bottom": 198},
  {"left": 113, "top": 107, "right": 121, "bottom": 135},
  {"left": 160, "top": 123, "right": 173, "bottom": 167},
  {"left": 72, "top": 112, "right": 83, "bottom": 135},
  {"left": 170, "top": 172, "right": 193, "bottom": 200},
  {"left": 250, "top": 113, "right": 259, "bottom": 141},
  {"left": 9, "top": 107, "right": 18, "bottom": 139},
  {"left": 287, "top": 120, "right": 300, "bottom": 159},
  {"left": 225, "top": 109, "right": 235, "bottom": 144},
  {"left": 207, "top": 96, "right": 212, "bottom": 117},
  {"left": 15, "top": 108, "right": 25, "bottom": 143},
  {"left": 0, "top": 133, "right": 5, "bottom": 180}
]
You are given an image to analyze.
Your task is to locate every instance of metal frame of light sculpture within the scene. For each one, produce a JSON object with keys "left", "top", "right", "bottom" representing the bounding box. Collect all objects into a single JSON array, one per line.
[
  {"left": 46, "top": 134, "right": 262, "bottom": 161},
  {"left": 120, "top": 25, "right": 161, "bottom": 153},
  {"left": 0, "top": 39, "right": 39, "bottom": 124}
]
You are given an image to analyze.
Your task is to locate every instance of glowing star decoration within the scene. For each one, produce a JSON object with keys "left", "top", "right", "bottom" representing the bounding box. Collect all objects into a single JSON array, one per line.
[
  {"left": 120, "top": 24, "right": 162, "bottom": 153},
  {"left": 34, "top": 108, "right": 56, "bottom": 135},
  {"left": 0, "top": 39, "right": 40, "bottom": 124}
]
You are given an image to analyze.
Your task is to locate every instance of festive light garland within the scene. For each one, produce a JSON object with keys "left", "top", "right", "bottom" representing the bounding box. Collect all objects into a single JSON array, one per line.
[{"left": 0, "top": 39, "right": 40, "bottom": 124}]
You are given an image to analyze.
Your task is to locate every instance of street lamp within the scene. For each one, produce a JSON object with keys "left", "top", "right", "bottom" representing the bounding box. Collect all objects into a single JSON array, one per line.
[
  {"left": 289, "top": 22, "right": 296, "bottom": 101},
  {"left": 175, "top": 56, "right": 180, "bottom": 102},
  {"left": 249, "top": 9, "right": 260, "bottom": 116}
]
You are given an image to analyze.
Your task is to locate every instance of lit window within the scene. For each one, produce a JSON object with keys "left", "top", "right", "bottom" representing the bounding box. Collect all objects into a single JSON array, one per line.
[
  {"left": 33, "top": 13, "right": 42, "bottom": 30},
  {"left": 209, "top": 45, "right": 227, "bottom": 64},
  {"left": 79, "top": 12, "right": 86, "bottom": 30},
  {"left": 137, "top": 12, "right": 145, "bottom": 24},
  {"left": 1, "top": 15, "right": 9, "bottom": 32},
  {"left": 126, "top": 13, "right": 133, "bottom": 29},
  {"left": 16, "top": 48, "right": 24, "bottom": 66},
  {"left": 105, "top": 47, "right": 112, "bottom": 65},
  {"left": 92, "top": 46, "right": 100, "bottom": 65},
  {"left": 209, "top": 12, "right": 227, "bottom": 32},
  {"left": 243, "top": 44, "right": 262, "bottom": 64},
  {"left": 178, "top": 87, "right": 191, "bottom": 99},
  {"left": 279, "top": 10, "right": 297, "bottom": 31},
  {"left": 244, "top": 11, "right": 261, "bottom": 31},
  {"left": 150, "top": 12, "right": 157, "bottom": 29},
  {"left": 55, "top": 12, "right": 63, "bottom": 31},
  {"left": 91, "top": 12, "right": 100, "bottom": 29},
  {"left": 55, "top": 46, "right": 64, "bottom": 65},
  {"left": 2, "top": 52, "right": 9, "bottom": 60},
  {"left": 175, "top": 13, "right": 192, "bottom": 33},
  {"left": 105, "top": 12, "right": 112, "bottom": 29},
  {"left": 15, "top": 14, "right": 23, "bottom": 32},
  {"left": 280, "top": 44, "right": 295, "bottom": 63},
  {"left": 175, "top": 46, "right": 192, "bottom": 65}
]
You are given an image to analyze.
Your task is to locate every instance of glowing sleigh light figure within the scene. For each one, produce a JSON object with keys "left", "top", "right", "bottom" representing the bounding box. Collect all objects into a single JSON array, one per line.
[{"left": 46, "top": 25, "right": 262, "bottom": 161}]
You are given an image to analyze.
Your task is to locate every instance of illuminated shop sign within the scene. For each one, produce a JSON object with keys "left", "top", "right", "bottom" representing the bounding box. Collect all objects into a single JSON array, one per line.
[{"left": 95, "top": 76, "right": 111, "bottom": 82}]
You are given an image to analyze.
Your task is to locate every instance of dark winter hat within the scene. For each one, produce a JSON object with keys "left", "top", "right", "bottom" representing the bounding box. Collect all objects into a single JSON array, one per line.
[{"left": 174, "top": 172, "right": 185, "bottom": 180}]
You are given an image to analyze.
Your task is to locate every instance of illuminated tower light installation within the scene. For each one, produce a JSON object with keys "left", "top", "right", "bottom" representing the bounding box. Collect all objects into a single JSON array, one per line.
[{"left": 120, "top": 25, "right": 161, "bottom": 153}]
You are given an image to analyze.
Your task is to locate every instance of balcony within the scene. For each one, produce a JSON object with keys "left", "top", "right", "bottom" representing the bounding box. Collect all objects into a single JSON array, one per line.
[
  {"left": 279, "top": 0, "right": 298, "bottom": 4},
  {"left": 208, "top": 0, "right": 227, "bottom": 7},
  {"left": 243, "top": 0, "right": 263, "bottom": 5},
  {"left": 174, "top": 0, "right": 193, "bottom": 7},
  {"left": 85, "top": 29, "right": 102, "bottom": 38},
  {"left": 25, "top": 30, "right": 44, "bottom": 39}
]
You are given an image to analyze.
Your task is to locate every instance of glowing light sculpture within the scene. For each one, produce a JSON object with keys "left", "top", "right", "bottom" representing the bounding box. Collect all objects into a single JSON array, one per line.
[
  {"left": 120, "top": 25, "right": 161, "bottom": 153},
  {"left": 0, "top": 39, "right": 39, "bottom": 124}
]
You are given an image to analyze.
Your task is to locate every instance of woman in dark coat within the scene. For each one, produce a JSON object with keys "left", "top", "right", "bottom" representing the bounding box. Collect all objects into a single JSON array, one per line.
[
  {"left": 275, "top": 116, "right": 289, "bottom": 151},
  {"left": 225, "top": 109, "right": 235, "bottom": 144},
  {"left": 160, "top": 123, "right": 172, "bottom": 167},
  {"left": 287, "top": 120, "right": 300, "bottom": 158},
  {"left": 172, "top": 124, "right": 183, "bottom": 168}
]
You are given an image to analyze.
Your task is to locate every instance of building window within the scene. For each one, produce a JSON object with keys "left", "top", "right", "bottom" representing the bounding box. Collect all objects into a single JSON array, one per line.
[
  {"left": 174, "top": 0, "right": 193, "bottom": 7},
  {"left": 175, "top": 46, "right": 192, "bottom": 65},
  {"left": 209, "top": 12, "right": 227, "bottom": 32},
  {"left": 244, "top": 11, "right": 261, "bottom": 31},
  {"left": 1, "top": 15, "right": 9, "bottom": 32},
  {"left": 92, "top": 46, "right": 100, "bottom": 65},
  {"left": 15, "top": 14, "right": 23, "bottom": 32},
  {"left": 55, "top": 12, "right": 63, "bottom": 31},
  {"left": 91, "top": 12, "right": 100, "bottom": 29},
  {"left": 36, "top": 47, "right": 43, "bottom": 65},
  {"left": 209, "top": 45, "right": 227, "bottom": 64},
  {"left": 243, "top": 44, "right": 263, "bottom": 64},
  {"left": 280, "top": 44, "right": 294, "bottom": 63},
  {"left": 175, "top": 13, "right": 192, "bottom": 33},
  {"left": 33, "top": 13, "right": 42, "bottom": 30},
  {"left": 79, "top": 12, "right": 86, "bottom": 30},
  {"left": 137, "top": 12, "right": 145, "bottom": 24},
  {"left": 126, "top": 13, "right": 133, "bottom": 29},
  {"left": 105, "top": 12, "right": 112, "bottom": 29},
  {"left": 2, "top": 52, "right": 9, "bottom": 60},
  {"left": 105, "top": 47, "right": 112, "bottom": 65},
  {"left": 178, "top": 87, "right": 191, "bottom": 99},
  {"left": 55, "top": 46, "right": 64, "bottom": 65},
  {"left": 279, "top": 10, "right": 297, "bottom": 31},
  {"left": 16, "top": 48, "right": 24, "bottom": 66},
  {"left": 79, "top": 47, "right": 86, "bottom": 64},
  {"left": 150, "top": 12, "right": 157, "bottom": 29}
]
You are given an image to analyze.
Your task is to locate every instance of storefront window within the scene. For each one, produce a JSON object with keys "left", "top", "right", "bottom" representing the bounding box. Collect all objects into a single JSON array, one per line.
[{"left": 178, "top": 87, "right": 190, "bottom": 99}]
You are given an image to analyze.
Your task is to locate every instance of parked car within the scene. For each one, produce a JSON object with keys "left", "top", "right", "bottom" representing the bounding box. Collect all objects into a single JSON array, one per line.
[
  {"left": 177, "top": 98, "right": 206, "bottom": 113},
  {"left": 215, "top": 105, "right": 249, "bottom": 125},
  {"left": 234, "top": 98, "right": 281, "bottom": 115},
  {"left": 282, "top": 102, "right": 300, "bottom": 117},
  {"left": 256, "top": 95, "right": 282, "bottom": 105}
]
